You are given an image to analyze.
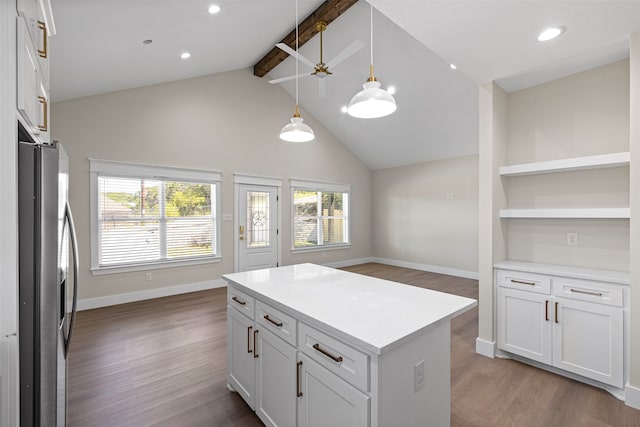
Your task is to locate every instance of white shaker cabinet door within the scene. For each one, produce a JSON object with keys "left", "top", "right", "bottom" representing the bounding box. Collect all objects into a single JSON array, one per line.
[
  {"left": 497, "top": 287, "right": 552, "bottom": 364},
  {"left": 552, "top": 297, "right": 623, "bottom": 387},
  {"left": 297, "top": 354, "right": 369, "bottom": 427},
  {"left": 17, "top": 16, "right": 39, "bottom": 131},
  {"left": 255, "top": 328, "right": 297, "bottom": 427},
  {"left": 227, "top": 307, "right": 256, "bottom": 409}
]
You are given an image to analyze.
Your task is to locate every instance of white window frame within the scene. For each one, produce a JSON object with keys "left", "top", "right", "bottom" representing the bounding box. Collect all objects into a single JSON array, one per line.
[
  {"left": 89, "top": 158, "right": 222, "bottom": 275},
  {"left": 290, "top": 178, "right": 351, "bottom": 253}
]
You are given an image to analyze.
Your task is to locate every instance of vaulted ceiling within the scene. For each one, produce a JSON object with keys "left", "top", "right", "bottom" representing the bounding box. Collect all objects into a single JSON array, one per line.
[{"left": 50, "top": 1, "right": 640, "bottom": 170}]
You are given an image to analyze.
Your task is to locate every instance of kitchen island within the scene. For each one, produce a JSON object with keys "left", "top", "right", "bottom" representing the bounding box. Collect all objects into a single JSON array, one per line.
[{"left": 223, "top": 263, "right": 477, "bottom": 427}]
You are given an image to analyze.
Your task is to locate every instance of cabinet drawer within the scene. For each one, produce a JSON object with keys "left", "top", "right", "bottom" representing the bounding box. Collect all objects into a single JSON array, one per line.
[
  {"left": 255, "top": 300, "right": 297, "bottom": 347},
  {"left": 227, "top": 286, "right": 255, "bottom": 319},
  {"left": 496, "top": 269, "right": 550, "bottom": 294},
  {"left": 552, "top": 278, "right": 623, "bottom": 307},
  {"left": 298, "top": 322, "right": 369, "bottom": 392}
]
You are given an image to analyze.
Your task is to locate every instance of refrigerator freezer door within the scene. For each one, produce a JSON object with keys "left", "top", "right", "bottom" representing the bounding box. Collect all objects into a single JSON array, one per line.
[{"left": 18, "top": 142, "right": 61, "bottom": 426}]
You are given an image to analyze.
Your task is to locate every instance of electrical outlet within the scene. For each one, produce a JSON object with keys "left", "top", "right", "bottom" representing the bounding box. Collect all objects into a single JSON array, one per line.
[
  {"left": 566, "top": 232, "right": 579, "bottom": 246},
  {"left": 414, "top": 360, "right": 425, "bottom": 392},
  {"left": 145, "top": 272, "right": 152, "bottom": 281}
]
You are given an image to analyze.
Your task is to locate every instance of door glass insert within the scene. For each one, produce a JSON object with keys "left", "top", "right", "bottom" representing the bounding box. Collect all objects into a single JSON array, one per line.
[{"left": 247, "top": 191, "right": 270, "bottom": 248}]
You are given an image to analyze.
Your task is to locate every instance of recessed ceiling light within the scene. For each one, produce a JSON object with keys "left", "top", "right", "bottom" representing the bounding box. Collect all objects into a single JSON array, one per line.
[
  {"left": 208, "top": 4, "right": 221, "bottom": 14},
  {"left": 387, "top": 86, "right": 396, "bottom": 95},
  {"left": 341, "top": 106, "right": 348, "bottom": 113},
  {"left": 450, "top": 63, "right": 457, "bottom": 70},
  {"left": 537, "top": 26, "right": 566, "bottom": 42},
  {"left": 180, "top": 52, "right": 191, "bottom": 59},
  {"left": 142, "top": 39, "right": 152, "bottom": 45}
]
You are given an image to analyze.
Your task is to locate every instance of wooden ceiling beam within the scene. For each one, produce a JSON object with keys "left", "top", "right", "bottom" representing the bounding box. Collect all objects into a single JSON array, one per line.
[{"left": 253, "top": 0, "right": 359, "bottom": 78}]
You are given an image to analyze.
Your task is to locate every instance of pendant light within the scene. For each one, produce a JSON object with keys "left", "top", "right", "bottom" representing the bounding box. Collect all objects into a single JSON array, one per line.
[
  {"left": 279, "top": 0, "right": 315, "bottom": 142},
  {"left": 347, "top": 3, "right": 396, "bottom": 119}
]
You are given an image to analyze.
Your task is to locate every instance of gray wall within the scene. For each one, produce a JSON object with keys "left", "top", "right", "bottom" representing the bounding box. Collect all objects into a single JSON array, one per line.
[
  {"left": 52, "top": 68, "right": 373, "bottom": 301},
  {"left": 372, "top": 155, "right": 479, "bottom": 276}
]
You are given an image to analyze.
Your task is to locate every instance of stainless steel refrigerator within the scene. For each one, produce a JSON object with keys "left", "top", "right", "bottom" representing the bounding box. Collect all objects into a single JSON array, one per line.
[{"left": 18, "top": 130, "right": 79, "bottom": 427}]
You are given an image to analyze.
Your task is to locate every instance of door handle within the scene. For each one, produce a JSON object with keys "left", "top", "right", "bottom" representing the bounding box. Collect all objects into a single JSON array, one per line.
[
  {"left": 545, "top": 300, "right": 549, "bottom": 321},
  {"left": 247, "top": 326, "right": 253, "bottom": 353},
  {"left": 555, "top": 302, "right": 559, "bottom": 324},
  {"left": 296, "top": 361, "right": 303, "bottom": 397},
  {"left": 263, "top": 314, "right": 283, "bottom": 327},
  {"left": 253, "top": 330, "right": 259, "bottom": 358},
  {"left": 64, "top": 202, "right": 79, "bottom": 357}
]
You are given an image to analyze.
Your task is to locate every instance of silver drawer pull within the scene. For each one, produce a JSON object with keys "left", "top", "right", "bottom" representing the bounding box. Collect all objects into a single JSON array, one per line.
[
  {"left": 232, "top": 296, "right": 246, "bottom": 306},
  {"left": 263, "top": 314, "right": 283, "bottom": 327},
  {"left": 570, "top": 288, "right": 603, "bottom": 297},
  {"left": 511, "top": 279, "right": 536, "bottom": 286},
  {"left": 313, "top": 343, "right": 343, "bottom": 363}
]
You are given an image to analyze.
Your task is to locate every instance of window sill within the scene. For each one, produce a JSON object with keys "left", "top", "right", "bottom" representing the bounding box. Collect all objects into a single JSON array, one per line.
[
  {"left": 291, "top": 244, "right": 351, "bottom": 254},
  {"left": 91, "top": 256, "right": 222, "bottom": 276}
]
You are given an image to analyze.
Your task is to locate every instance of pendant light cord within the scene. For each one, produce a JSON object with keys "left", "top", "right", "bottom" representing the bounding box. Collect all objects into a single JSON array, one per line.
[
  {"left": 295, "top": 0, "right": 299, "bottom": 108},
  {"left": 368, "top": 3, "right": 375, "bottom": 80}
]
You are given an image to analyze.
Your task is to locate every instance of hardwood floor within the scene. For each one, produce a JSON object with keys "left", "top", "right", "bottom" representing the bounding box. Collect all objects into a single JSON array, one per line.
[{"left": 68, "top": 263, "right": 640, "bottom": 426}]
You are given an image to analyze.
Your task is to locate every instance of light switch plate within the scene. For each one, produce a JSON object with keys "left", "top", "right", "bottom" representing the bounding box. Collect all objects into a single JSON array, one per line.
[{"left": 414, "top": 360, "right": 425, "bottom": 392}]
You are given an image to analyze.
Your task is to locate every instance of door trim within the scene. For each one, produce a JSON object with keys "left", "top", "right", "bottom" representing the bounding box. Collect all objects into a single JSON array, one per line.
[{"left": 234, "top": 174, "right": 282, "bottom": 273}]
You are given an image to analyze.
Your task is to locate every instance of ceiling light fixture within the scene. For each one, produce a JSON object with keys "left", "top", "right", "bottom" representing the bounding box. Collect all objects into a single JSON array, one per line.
[
  {"left": 537, "top": 26, "right": 565, "bottom": 42},
  {"left": 208, "top": 4, "right": 221, "bottom": 14},
  {"left": 180, "top": 52, "right": 191, "bottom": 59},
  {"left": 279, "top": 0, "right": 314, "bottom": 143},
  {"left": 347, "top": 4, "right": 396, "bottom": 119},
  {"left": 387, "top": 86, "right": 396, "bottom": 95}
]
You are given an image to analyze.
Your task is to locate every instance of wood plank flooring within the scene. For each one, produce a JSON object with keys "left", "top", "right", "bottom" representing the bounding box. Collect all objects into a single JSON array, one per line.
[{"left": 68, "top": 263, "right": 640, "bottom": 426}]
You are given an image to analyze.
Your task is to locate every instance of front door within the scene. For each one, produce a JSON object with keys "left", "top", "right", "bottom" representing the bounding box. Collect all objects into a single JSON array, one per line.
[{"left": 237, "top": 185, "right": 278, "bottom": 271}]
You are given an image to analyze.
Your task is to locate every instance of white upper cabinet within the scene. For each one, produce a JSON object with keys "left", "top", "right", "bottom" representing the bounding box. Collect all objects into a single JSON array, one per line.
[{"left": 16, "top": 0, "right": 54, "bottom": 142}]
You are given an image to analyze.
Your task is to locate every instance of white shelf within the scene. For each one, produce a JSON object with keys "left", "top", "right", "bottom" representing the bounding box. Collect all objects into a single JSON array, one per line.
[
  {"left": 499, "top": 208, "right": 630, "bottom": 219},
  {"left": 499, "top": 152, "right": 630, "bottom": 176}
]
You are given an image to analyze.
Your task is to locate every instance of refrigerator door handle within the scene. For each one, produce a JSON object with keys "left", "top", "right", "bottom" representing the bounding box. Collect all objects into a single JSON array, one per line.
[{"left": 64, "top": 201, "right": 79, "bottom": 358}]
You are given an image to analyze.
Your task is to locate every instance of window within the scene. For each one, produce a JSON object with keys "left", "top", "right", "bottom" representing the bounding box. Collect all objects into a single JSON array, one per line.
[
  {"left": 290, "top": 179, "right": 350, "bottom": 251},
  {"left": 89, "top": 159, "right": 221, "bottom": 274}
]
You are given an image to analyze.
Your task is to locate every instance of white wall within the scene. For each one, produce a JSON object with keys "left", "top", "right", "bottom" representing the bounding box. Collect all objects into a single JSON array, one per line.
[
  {"left": 628, "top": 32, "right": 640, "bottom": 405},
  {"left": 505, "top": 60, "right": 630, "bottom": 271},
  {"left": 477, "top": 82, "right": 508, "bottom": 349},
  {"left": 372, "top": 155, "right": 478, "bottom": 277},
  {"left": 51, "top": 68, "right": 373, "bottom": 302}
]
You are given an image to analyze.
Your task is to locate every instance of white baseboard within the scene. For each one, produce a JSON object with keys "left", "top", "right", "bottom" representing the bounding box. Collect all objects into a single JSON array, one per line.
[
  {"left": 372, "top": 257, "right": 479, "bottom": 280},
  {"left": 475, "top": 337, "right": 496, "bottom": 358},
  {"left": 323, "top": 257, "right": 374, "bottom": 268},
  {"left": 626, "top": 383, "right": 640, "bottom": 409},
  {"left": 77, "top": 279, "right": 227, "bottom": 311}
]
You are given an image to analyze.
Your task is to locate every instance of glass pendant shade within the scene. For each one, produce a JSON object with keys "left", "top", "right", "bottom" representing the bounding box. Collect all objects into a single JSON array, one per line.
[
  {"left": 280, "top": 114, "right": 315, "bottom": 142},
  {"left": 347, "top": 80, "right": 396, "bottom": 119}
]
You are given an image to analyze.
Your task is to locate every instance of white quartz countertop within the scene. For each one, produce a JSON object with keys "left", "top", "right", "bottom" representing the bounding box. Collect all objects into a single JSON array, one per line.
[
  {"left": 223, "top": 263, "right": 477, "bottom": 355},
  {"left": 494, "top": 260, "right": 630, "bottom": 285}
]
